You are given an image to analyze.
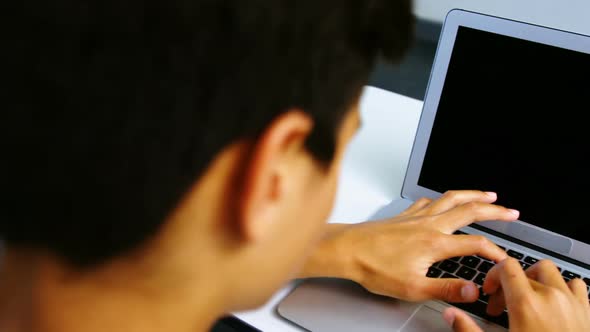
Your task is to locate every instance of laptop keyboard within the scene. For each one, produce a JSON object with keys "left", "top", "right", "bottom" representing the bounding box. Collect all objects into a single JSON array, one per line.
[{"left": 427, "top": 231, "right": 590, "bottom": 328}]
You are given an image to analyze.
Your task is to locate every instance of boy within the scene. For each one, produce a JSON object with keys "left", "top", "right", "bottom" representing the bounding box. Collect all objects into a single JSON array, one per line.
[{"left": 2, "top": 1, "right": 588, "bottom": 331}]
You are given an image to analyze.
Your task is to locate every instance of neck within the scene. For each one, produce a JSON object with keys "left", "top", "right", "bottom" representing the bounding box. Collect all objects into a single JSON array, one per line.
[{"left": 0, "top": 248, "right": 227, "bottom": 332}]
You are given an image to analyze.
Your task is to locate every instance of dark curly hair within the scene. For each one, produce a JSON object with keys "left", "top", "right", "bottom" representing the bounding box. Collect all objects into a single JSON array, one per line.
[{"left": 1, "top": 0, "right": 414, "bottom": 267}]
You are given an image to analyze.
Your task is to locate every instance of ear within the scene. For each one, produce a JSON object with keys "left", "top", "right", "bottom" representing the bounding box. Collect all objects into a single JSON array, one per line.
[{"left": 237, "top": 110, "right": 314, "bottom": 242}]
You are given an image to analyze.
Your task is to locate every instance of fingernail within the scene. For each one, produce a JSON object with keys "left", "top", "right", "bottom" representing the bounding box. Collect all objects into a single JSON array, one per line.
[
  {"left": 461, "top": 283, "right": 477, "bottom": 300},
  {"left": 485, "top": 191, "right": 497, "bottom": 199},
  {"left": 443, "top": 309, "right": 456, "bottom": 326},
  {"left": 509, "top": 209, "right": 520, "bottom": 217}
]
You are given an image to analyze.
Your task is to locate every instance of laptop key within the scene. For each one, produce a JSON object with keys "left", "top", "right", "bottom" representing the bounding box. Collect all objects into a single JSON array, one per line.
[
  {"left": 474, "top": 273, "right": 486, "bottom": 286},
  {"left": 507, "top": 249, "right": 524, "bottom": 260},
  {"left": 562, "top": 270, "right": 581, "bottom": 279},
  {"left": 478, "top": 261, "right": 495, "bottom": 273},
  {"left": 520, "top": 262, "right": 531, "bottom": 270},
  {"left": 427, "top": 267, "right": 443, "bottom": 278},
  {"left": 460, "top": 256, "right": 481, "bottom": 269},
  {"left": 440, "top": 260, "right": 460, "bottom": 273},
  {"left": 442, "top": 273, "right": 459, "bottom": 279},
  {"left": 457, "top": 266, "right": 477, "bottom": 280},
  {"left": 478, "top": 287, "right": 490, "bottom": 302},
  {"left": 524, "top": 256, "right": 539, "bottom": 265}
]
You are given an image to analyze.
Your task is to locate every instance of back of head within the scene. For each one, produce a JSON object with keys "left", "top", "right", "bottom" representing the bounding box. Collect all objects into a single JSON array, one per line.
[{"left": 1, "top": 0, "right": 414, "bottom": 267}]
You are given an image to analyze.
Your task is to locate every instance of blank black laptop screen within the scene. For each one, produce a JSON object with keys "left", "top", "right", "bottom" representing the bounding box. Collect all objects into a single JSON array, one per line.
[{"left": 418, "top": 26, "right": 590, "bottom": 244}]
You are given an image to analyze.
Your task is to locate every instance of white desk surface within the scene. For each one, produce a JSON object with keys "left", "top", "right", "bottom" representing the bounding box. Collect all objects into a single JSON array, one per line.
[{"left": 233, "top": 86, "right": 424, "bottom": 331}]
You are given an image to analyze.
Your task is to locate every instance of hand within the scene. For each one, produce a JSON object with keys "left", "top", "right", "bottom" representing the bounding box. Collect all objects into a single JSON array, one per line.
[
  {"left": 443, "top": 258, "right": 590, "bottom": 331},
  {"left": 300, "top": 190, "right": 519, "bottom": 303}
]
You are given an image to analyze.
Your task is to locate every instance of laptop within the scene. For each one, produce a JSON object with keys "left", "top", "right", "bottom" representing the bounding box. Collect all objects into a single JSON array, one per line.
[{"left": 277, "top": 9, "right": 590, "bottom": 332}]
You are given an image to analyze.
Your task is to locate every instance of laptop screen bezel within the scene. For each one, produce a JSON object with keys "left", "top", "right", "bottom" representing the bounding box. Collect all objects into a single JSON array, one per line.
[{"left": 400, "top": 9, "right": 590, "bottom": 265}]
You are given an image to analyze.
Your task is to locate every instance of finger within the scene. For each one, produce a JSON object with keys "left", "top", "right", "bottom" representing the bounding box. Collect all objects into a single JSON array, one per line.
[
  {"left": 486, "top": 271, "right": 548, "bottom": 316},
  {"left": 435, "top": 202, "right": 519, "bottom": 234},
  {"left": 397, "top": 197, "right": 433, "bottom": 217},
  {"left": 443, "top": 307, "right": 484, "bottom": 332},
  {"left": 423, "top": 277, "right": 480, "bottom": 303},
  {"left": 488, "top": 277, "right": 548, "bottom": 316},
  {"left": 420, "top": 190, "right": 498, "bottom": 215},
  {"left": 486, "top": 286, "right": 506, "bottom": 316},
  {"left": 434, "top": 234, "right": 507, "bottom": 263},
  {"left": 483, "top": 258, "right": 533, "bottom": 308},
  {"left": 568, "top": 278, "right": 589, "bottom": 306},
  {"left": 525, "top": 260, "right": 570, "bottom": 293}
]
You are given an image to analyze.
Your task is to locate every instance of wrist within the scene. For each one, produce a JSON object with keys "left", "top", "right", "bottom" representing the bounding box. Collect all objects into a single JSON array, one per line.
[{"left": 298, "top": 223, "right": 360, "bottom": 281}]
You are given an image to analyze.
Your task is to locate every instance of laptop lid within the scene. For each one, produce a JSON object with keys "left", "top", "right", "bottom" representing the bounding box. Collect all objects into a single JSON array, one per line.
[{"left": 401, "top": 9, "right": 590, "bottom": 265}]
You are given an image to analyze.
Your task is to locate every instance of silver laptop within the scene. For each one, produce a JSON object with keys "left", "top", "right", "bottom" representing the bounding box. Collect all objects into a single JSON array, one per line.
[{"left": 277, "top": 9, "right": 590, "bottom": 332}]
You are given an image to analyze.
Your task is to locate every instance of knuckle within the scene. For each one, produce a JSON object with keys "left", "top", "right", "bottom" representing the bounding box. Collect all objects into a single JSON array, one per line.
[
  {"left": 418, "top": 231, "right": 442, "bottom": 248},
  {"left": 504, "top": 257, "right": 522, "bottom": 270},
  {"left": 513, "top": 293, "right": 535, "bottom": 312},
  {"left": 536, "top": 259, "right": 556, "bottom": 270},
  {"left": 443, "top": 190, "right": 460, "bottom": 202},
  {"left": 420, "top": 215, "right": 437, "bottom": 224},
  {"left": 570, "top": 278, "right": 585, "bottom": 289},
  {"left": 471, "top": 235, "right": 490, "bottom": 250},
  {"left": 461, "top": 202, "right": 487, "bottom": 218},
  {"left": 463, "top": 201, "right": 482, "bottom": 212},
  {"left": 441, "top": 281, "right": 459, "bottom": 301},
  {"left": 417, "top": 197, "right": 431, "bottom": 205},
  {"left": 421, "top": 235, "right": 438, "bottom": 247},
  {"left": 544, "top": 286, "right": 566, "bottom": 301}
]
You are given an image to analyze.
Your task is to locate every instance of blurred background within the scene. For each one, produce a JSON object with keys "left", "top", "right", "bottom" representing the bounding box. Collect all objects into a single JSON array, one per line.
[{"left": 369, "top": 0, "right": 590, "bottom": 100}]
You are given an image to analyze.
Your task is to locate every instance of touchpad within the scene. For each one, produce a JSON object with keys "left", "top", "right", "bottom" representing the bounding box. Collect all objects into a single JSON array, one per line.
[
  {"left": 401, "top": 305, "right": 452, "bottom": 332},
  {"left": 401, "top": 304, "right": 507, "bottom": 332},
  {"left": 277, "top": 278, "right": 422, "bottom": 332}
]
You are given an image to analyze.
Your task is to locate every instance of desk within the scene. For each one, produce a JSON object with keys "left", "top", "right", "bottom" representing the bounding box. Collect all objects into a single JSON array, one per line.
[{"left": 233, "top": 86, "right": 424, "bottom": 331}]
